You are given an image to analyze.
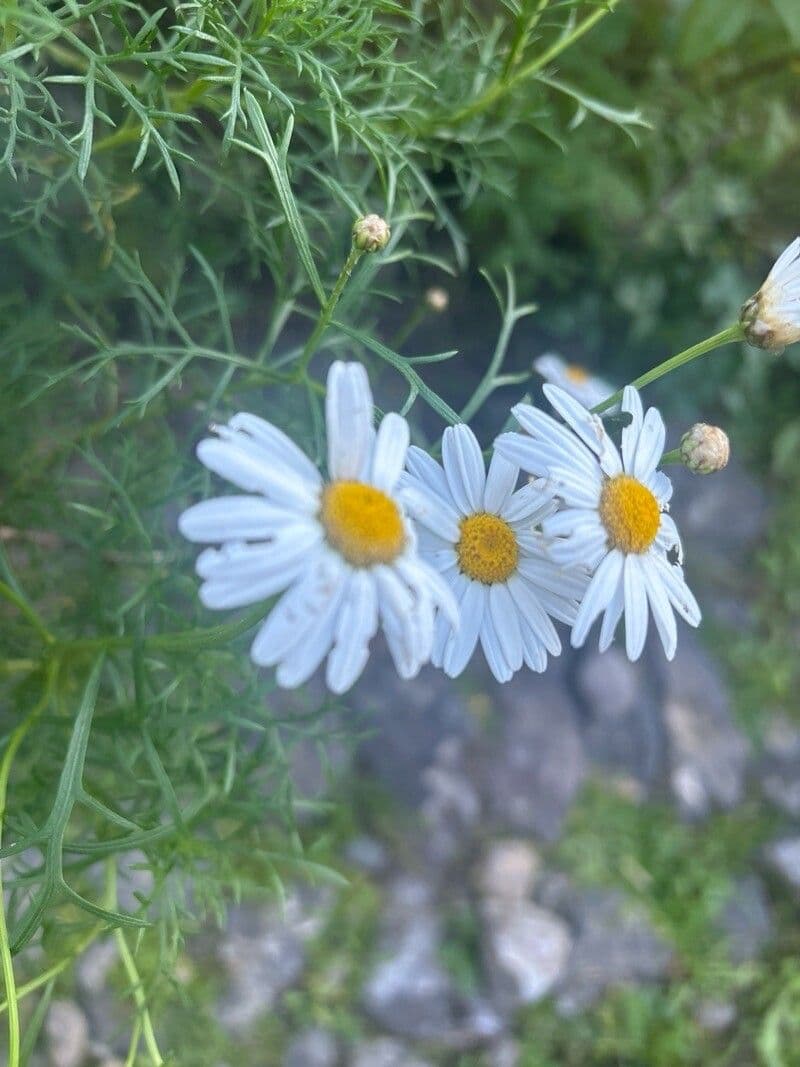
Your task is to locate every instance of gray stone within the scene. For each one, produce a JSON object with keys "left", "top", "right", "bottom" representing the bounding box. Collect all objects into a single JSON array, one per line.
[
  {"left": 555, "top": 889, "right": 673, "bottom": 1014},
  {"left": 481, "top": 676, "right": 586, "bottom": 841},
  {"left": 694, "top": 998, "right": 737, "bottom": 1033},
  {"left": 45, "top": 1000, "right": 90, "bottom": 1067},
  {"left": 487, "top": 1040, "right": 520, "bottom": 1067},
  {"left": 349, "top": 1038, "right": 433, "bottom": 1067},
  {"left": 576, "top": 648, "right": 639, "bottom": 720},
  {"left": 661, "top": 635, "right": 749, "bottom": 817},
  {"left": 766, "top": 837, "right": 800, "bottom": 892},
  {"left": 759, "top": 716, "right": 800, "bottom": 817},
  {"left": 344, "top": 835, "right": 391, "bottom": 876},
  {"left": 284, "top": 1027, "right": 340, "bottom": 1067},
  {"left": 477, "top": 840, "right": 541, "bottom": 902},
  {"left": 361, "top": 878, "right": 455, "bottom": 1041},
  {"left": 717, "top": 876, "right": 772, "bottom": 963},
  {"left": 354, "top": 658, "right": 475, "bottom": 805},
  {"left": 420, "top": 736, "right": 481, "bottom": 868},
  {"left": 217, "top": 890, "right": 332, "bottom": 1032},
  {"left": 576, "top": 649, "right": 666, "bottom": 788},
  {"left": 361, "top": 877, "right": 502, "bottom": 1046},
  {"left": 482, "top": 898, "right": 571, "bottom": 1009},
  {"left": 75, "top": 939, "right": 126, "bottom": 1053}
]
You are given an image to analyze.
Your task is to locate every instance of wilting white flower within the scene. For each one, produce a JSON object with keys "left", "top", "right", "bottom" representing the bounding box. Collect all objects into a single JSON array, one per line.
[
  {"left": 740, "top": 237, "right": 800, "bottom": 352},
  {"left": 400, "top": 424, "right": 587, "bottom": 682},
  {"left": 179, "top": 361, "right": 457, "bottom": 694},
  {"left": 533, "top": 352, "right": 615, "bottom": 410},
  {"left": 495, "top": 385, "right": 700, "bottom": 662}
]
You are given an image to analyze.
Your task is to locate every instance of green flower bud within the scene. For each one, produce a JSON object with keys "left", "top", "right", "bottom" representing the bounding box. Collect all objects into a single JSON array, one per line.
[{"left": 353, "top": 214, "right": 390, "bottom": 253}]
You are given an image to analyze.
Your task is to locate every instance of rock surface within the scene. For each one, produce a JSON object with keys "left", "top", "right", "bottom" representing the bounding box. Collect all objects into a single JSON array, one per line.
[
  {"left": 482, "top": 897, "right": 572, "bottom": 1009},
  {"left": 45, "top": 1000, "right": 89, "bottom": 1067}
]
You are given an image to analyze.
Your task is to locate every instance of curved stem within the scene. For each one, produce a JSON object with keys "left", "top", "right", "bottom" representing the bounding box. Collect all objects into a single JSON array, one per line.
[
  {"left": 0, "top": 582, "right": 54, "bottom": 645},
  {"left": 592, "top": 323, "right": 745, "bottom": 414},
  {"left": 298, "top": 243, "right": 363, "bottom": 373}
]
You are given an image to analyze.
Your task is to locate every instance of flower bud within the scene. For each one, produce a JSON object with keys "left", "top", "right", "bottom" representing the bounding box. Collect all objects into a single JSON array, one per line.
[
  {"left": 353, "top": 214, "right": 390, "bottom": 253},
  {"left": 740, "top": 237, "right": 800, "bottom": 352},
  {"left": 680, "top": 423, "right": 730, "bottom": 474},
  {"left": 425, "top": 286, "right": 449, "bottom": 313}
]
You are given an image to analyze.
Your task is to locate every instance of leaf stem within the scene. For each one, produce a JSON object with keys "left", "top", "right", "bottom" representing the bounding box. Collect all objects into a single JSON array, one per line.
[
  {"left": 592, "top": 323, "right": 745, "bottom": 414},
  {"left": 0, "top": 582, "right": 55, "bottom": 645}
]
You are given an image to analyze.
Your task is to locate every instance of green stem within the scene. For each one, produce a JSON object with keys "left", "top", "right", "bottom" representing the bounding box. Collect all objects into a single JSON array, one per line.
[
  {"left": 0, "top": 582, "right": 55, "bottom": 645},
  {"left": 298, "top": 243, "right": 364, "bottom": 373},
  {"left": 55, "top": 604, "right": 267, "bottom": 659},
  {"left": 109, "top": 864, "right": 163, "bottom": 1066},
  {"left": 592, "top": 323, "right": 745, "bottom": 414},
  {"left": 659, "top": 448, "right": 682, "bottom": 465},
  {"left": 0, "top": 668, "right": 57, "bottom": 1066},
  {"left": 446, "top": 0, "right": 620, "bottom": 127}
]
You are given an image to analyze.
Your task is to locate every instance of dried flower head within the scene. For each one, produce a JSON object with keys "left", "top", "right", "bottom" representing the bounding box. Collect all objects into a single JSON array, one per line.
[
  {"left": 680, "top": 423, "right": 730, "bottom": 474},
  {"left": 740, "top": 237, "right": 800, "bottom": 352},
  {"left": 353, "top": 213, "right": 391, "bottom": 253}
]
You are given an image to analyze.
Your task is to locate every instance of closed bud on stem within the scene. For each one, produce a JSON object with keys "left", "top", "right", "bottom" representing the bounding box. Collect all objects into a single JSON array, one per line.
[
  {"left": 353, "top": 213, "right": 390, "bottom": 253},
  {"left": 740, "top": 237, "right": 800, "bottom": 353},
  {"left": 680, "top": 423, "right": 730, "bottom": 474},
  {"left": 425, "top": 286, "right": 449, "bottom": 312}
]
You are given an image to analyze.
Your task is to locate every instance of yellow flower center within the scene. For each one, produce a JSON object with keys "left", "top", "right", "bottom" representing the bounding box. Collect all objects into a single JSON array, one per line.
[
  {"left": 456, "top": 513, "right": 518, "bottom": 584},
  {"left": 320, "top": 481, "right": 405, "bottom": 567},
  {"left": 599, "top": 474, "right": 660, "bottom": 554},
  {"left": 565, "top": 364, "right": 590, "bottom": 383}
]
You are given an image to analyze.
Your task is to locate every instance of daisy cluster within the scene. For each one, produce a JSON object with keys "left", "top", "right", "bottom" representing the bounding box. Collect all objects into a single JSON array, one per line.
[{"left": 180, "top": 359, "right": 702, "bottom": 694}]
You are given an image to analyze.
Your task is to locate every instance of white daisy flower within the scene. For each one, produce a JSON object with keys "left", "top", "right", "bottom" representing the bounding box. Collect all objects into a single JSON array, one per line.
[
  {"left": 179, "top": 361, "right": 458, "bottom": 694},
  {"left": 400, "top": 424, "right": 587, "bottom": 683},
  {"left": 495, "top": 385, "right": 701, "bottom": 662},
  {"left": 533, "top": 352, "right": 615, "bottom": 410},
  {"left": 741, "top": 236, "right": 800, "bottom": 352}
]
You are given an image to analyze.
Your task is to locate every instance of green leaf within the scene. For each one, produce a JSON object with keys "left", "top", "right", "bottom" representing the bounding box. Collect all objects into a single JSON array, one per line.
[
  {"left": 678, "top": 0, "right": 751, "bottom": 65},
  {"left": 771, "top": 0, "right": 800, "bottom": 42}
]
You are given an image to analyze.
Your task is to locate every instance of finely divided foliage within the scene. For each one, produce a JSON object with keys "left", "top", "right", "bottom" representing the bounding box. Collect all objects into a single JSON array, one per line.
[{"left": 0, "top": 0, "right": 760, "bottom": 1058}]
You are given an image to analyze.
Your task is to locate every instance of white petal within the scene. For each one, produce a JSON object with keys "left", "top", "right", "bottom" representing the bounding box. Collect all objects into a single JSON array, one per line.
[
  {"left": 326, "top": 361, "right": 374, "bottom": 480},
  {"left": 598, "top": 581, "right": 625, "bottom": 652},
  {"left": 543, "top": 385, "right": 622, "bottom": 475},
  {"left": 767, "top": 237, "right": 800, "bottom": 283},
  {"left": 571, "top": 549, "right": 623, "bottom": 648},
  {"left": 656, "top": 513, "right": 683, "bottom": 562},
  {"left": 516, "top": 555, "right": 588, "bottom": 601},
  {"left": 196, "top": 438, "right": 318, "bottom": 510},
  {"left": 227, "top": 412, "right": 322, "bottom": 486},
  {"left": 250, "top": 550, "right": 344, "bottom": 666},
  {"left": 179, "top": 496, "right": 300, "bottom": 543},
  {"left": 647, "top": 470, "right": 673, "bottom": 506},
  {"left": 539, "top": 464, "right": 603, "bottom": 509},
  {"left": 483, "top": 450, "right": 519, "bottom": 513},
  {"left": 642, "top": 556, "right": 677, "bottom": 660},
  {"left": 488, "top": 583, "right": 523, "bottom": 674},
  {"left": 620, "top": 385, "right": 643, "bottom": 469},
  {"left": 442, "top": 580, "right": 485, "bottom": 678},
  {"left": 198, "top": 531, "right": 322, "bottom": 609},
  {"left": 400, "top": 484, "right": 461, "bottom": 543},
  {"left": 275, "top": 583, "right": 346, "bottom": 689},
  {"left": 404, "top": 446, "right": 451, "bottom": 499},
  {"left": 479, "top": 613, "right": 513, "bottom": 683},
  {"left": 195, "top": 525, "right": 321, "bottom": 580},
  {"left": 623, "top": 554, "right": 649, "bottom": 661},
  {"left": 632, "top": 407, "right": 666, "bottom": 481},
  {"left": 442, "top": 424, "right": 486, "bottom": 515},
  {"left": 501, "top": 482, "right": 557, "bottom": 525},
  {"left": 651, "top": 554, "right": 701, "bottom": 626},
  {"left": 506, "top": 574, "right": 561, "bottom": 656},
  {"left": 370, "top": 413, "right": 410, "bottom": 492},
  {"left": 326, "top": 571, "right": 379, "bottom": 693},
  {"left": 509, "top": 406, "right": 600, "bottom": 479}
]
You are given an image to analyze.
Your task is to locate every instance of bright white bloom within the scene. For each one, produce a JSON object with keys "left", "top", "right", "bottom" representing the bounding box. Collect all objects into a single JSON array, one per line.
[
  {"left": 400, "top": 424, "right": 587, "bottom": 683},
  {"left": 741, "top": 237, "right": 800, "bottom": 352},
  {"left": 533, "top": 352, "right": 615, "bottom": 410},
  {"left": 495, "top": 385, "right": 701, "bottom": 662},
  {"left": 179, "top": 362, "right": 458, "bottom": 694}
]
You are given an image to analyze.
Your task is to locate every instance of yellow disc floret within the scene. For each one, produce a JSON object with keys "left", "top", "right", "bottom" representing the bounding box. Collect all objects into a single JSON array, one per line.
[
  {"left": 321, "top": 481, "right": 405, "bottom": 566},
  {"left": 456, "top": 513, "right": 518, "bottom": 584},
  {"left": 599, "top": 474, "right": 660, "bottom": 554},
  {"left": 565, "top": 364, "right": 590, "bottom": 383}
]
